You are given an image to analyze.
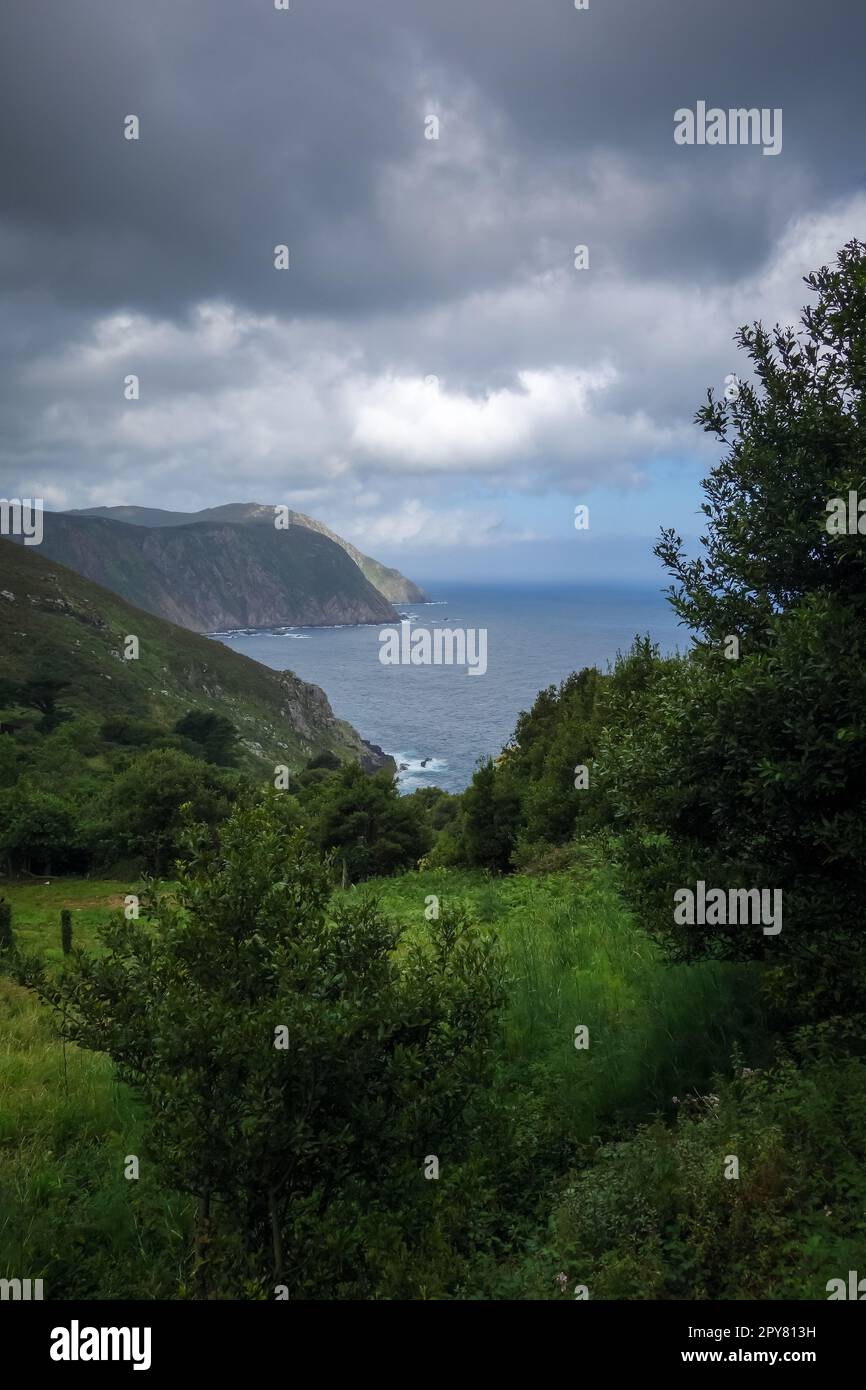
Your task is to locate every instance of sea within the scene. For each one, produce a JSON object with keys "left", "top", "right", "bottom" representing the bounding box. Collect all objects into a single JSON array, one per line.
[{"left": 212, "top": 583, "right": 687, "bottom": 794}]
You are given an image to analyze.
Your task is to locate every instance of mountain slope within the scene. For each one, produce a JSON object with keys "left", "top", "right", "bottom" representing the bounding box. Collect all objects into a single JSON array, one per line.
[
  {"left": 18, "top": 513, "right": 398, "bottom": 632},
  {"left": 68, "top": 503, "right": 429, "bottom": 604},
  {"left": 287, "top": 510, "right": 429, "bottom": 605},
  {"left": 0, "top": 538, "right": 392, "bottom": 774}
]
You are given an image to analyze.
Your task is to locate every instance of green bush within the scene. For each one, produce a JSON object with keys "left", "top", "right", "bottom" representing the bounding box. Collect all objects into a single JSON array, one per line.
[
  {"left": 517, "top": 1044, "right": 866, "bottom": 1300},
  {"left": 39, "top": 795, "right": 506, "bottom": 1296}
]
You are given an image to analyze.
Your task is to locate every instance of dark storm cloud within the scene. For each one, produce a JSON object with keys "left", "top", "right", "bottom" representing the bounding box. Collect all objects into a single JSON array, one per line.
[
  {"left": 1, "top": 0, "right": 863, "bottom": 318},
  {"left": 0, "top": 0, "right": 864, "bottom": 544}
]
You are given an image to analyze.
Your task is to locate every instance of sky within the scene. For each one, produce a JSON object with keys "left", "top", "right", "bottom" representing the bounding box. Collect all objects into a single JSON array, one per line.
[{"left": 1, "top": 0, "right": 864, "bottom": 584}]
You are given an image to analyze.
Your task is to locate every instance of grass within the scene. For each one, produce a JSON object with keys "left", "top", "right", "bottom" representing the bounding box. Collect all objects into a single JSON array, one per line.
[
  {"left": 0, "top": 877, "right": 133, "bottom": 963},
  {"left": 335, "top": 860, "right": 768, "bottom": 1139},
  {"left": 0, "top": 860, "right": 769, "bottom": 1297},
  {"left": 0, "top": 975, "right": 192, "bottom": 1297}
]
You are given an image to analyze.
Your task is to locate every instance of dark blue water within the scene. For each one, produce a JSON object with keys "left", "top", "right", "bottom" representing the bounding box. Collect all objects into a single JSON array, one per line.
[{"left": 213, "top": 584, "right": 686, "bottom": 793}]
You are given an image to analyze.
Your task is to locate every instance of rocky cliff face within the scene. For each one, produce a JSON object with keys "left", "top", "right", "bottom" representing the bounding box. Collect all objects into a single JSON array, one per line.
[
  {"left": 22, "top": 514, "right": 399, "bottom": 632},
  {"left": 66, "top": 502, "right": 430, "bottom": 606},
  {"left": 272, "top": 670, "right": 392, "bottom": 772},
  {"left": 289, "top": 512, "right": 429, "bottom": 603}
]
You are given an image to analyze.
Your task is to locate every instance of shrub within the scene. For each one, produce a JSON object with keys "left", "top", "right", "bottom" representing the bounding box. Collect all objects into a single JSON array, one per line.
[
  {"left": 39, "top": 795, "right": 506, "bottom": 1296},
  {"left": 519, "top": 1043, "right": 866, "bottom": 1300}
]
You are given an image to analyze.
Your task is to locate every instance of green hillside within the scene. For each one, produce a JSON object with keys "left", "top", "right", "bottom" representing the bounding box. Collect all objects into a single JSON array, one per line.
[
  {"left": 0, "top": 538, "right": 389, "bottom": 775},
  {"left": 67, "top": 502, "right": 429, "bottom": 606},
  {"left": 18, "top": 513, "right": 398, "bottom": 633}
]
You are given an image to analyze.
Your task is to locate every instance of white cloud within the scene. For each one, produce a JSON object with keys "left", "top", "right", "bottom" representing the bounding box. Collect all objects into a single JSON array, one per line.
[
  {"left": 6, "top": 189, "right": 865, "bottom": 531},
  {"left": 346, "top": 365, "right": 616, "bottom": 469},
  {"left": 334, "top": 497, "right": 539, "bottom": 549}
]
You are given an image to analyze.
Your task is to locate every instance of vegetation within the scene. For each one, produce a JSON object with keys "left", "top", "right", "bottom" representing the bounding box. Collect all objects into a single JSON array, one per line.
[
  {"left": 0, "top": 897, "right": 13, "bottom": 953},
  {"left": 22, "top": 509, "right": 399, "bottom": 631},
  {"left": 2, "top": 242, "right": 866, "bottom": 1299},
  {"left": 0, "top": 537, "right": 386, "bottom": 781}
]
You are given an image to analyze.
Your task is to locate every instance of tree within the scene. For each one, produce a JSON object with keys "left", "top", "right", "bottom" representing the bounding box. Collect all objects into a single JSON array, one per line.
[
  {"left": 462, "top": 758, "right": 521, "bottom": 872},
  {"left": 21, "top": 675, "right": 70, "bottom": 733},
  {"left": 60, "top": 908, "right": 72, "bottom": 956},
  {"left": 173, "top": 711, "right": 238, "bottom": 767},
  {"left": 0, "top": 736, "right": 18, "bottom": 789},
  {"left": 657, "top": 238, "right": 866, "bottom": 645},
  {"left": 0, "top": 784, "right": 77, "bottom": 875},
  {"left": 314, "top": 764, "right": 430, "bottom": 881},
  {"left": 100, "top": 715, "right": 163, "bottom": 748},
  {"left": 40, "top": 796, "right": 506, "bottom": 1294},
  {"left": 605, "top": 241, "right": 866, "bottom": 1019},
  {"left": 304, "top": 751, "right": 341, "bottom": 772},
  {"left": 93, "top": 747, "right": 234, "bottom": 874}
]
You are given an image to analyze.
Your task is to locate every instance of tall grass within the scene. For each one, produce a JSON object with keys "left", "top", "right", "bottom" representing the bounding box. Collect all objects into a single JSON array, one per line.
[
  {"left": 339, "top": 861, "right": 768, "bottom": 1141},
  {"left": 0, "top": 878, "right": 132, "bottom": 963},
  {"left": 0, "top": 977, "right": 192, "bottom": 1297},
  {"left": 0, "top": 862, "right": 768, "bottom": 1298},
  {"left": 501, "top": 868, "right": 767, "bottom": 1139}
]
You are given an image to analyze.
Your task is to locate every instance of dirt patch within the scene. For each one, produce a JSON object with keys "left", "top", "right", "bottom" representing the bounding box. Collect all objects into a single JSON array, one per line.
[{"left": 61, "top": 895, "right": 127, "bottom": 909}]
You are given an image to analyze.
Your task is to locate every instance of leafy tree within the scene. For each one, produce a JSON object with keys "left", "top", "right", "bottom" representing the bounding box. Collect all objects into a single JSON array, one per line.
[
  {"left": 173, "top": 710, "right": 238, "bottom": 767},
  {"left": 0, "top": 677, "right": 23, "bottom": 706},
  {"left": 40, "top": 796, "right": 506, "bottom": 1294},
  {"left": 92, "top": 747, "right": 235, "bottom": 874},
  {"left": 0, "top": 736, "right": 18, "bottom": 788},
  {"left": 0, "top": 784, "right": 77, "bottom": 875},
  {"left": 100, "top": 715, "right": 164, "bottom": 748},
  {"left": 21, "top": 675, "right": 70, "bottom": 733},
  {"left": 604, "top": 241, "right": 866, "bottom": 1019},
  {"left": 515, "top": 666, "right": 608, "bottom": 848},
  {"left": 462, "top": 758, "right": 521, "bottom": 872},
  {"left": 657, "top": 237, "right": 866, "bottom": 644},
  {"left": 314, "top": 764, "right": 430, "bottom": 881},
  {"left": 305, "top": 750, "right": 341, "bottom": 772},
  {"left": 409, "top": 785, "right": 462, "bottom": 833}
]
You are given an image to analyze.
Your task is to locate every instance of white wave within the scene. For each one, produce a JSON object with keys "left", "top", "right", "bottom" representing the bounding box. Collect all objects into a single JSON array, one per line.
[{"left": 393, "top": 754, "right": 449, "bottom": 778}]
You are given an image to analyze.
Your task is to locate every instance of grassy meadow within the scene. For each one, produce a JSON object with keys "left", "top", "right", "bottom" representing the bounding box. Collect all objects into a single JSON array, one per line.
[{"left": 0, "top": 861, "right": 769, "bottom": 1298}]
